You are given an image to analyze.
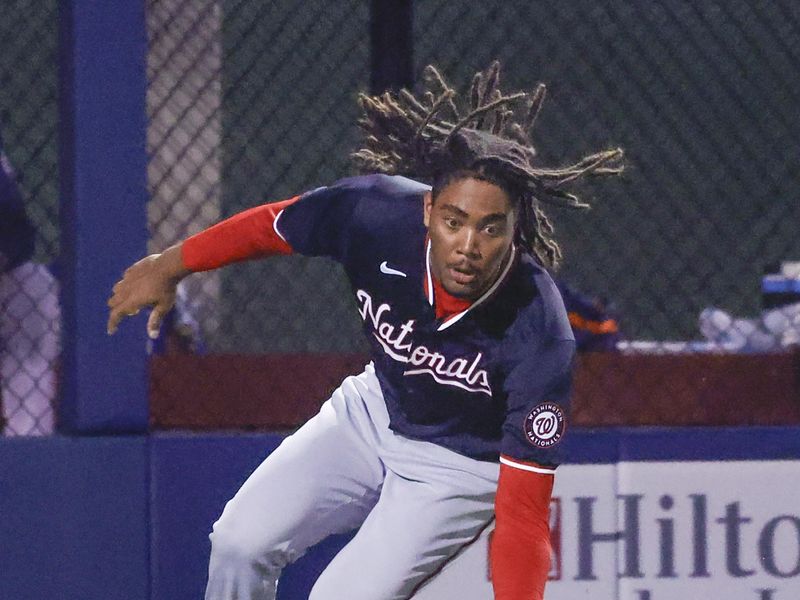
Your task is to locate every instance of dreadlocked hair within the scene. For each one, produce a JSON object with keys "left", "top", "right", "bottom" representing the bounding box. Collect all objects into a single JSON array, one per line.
[{"left": 353, "top": 61, "right": 624, "bottom": 269}]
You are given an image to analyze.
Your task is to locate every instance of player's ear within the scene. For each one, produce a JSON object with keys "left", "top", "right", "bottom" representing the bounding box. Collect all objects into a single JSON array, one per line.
[{"left": 423, "top": 191, "right": 433, "bottom": 228}]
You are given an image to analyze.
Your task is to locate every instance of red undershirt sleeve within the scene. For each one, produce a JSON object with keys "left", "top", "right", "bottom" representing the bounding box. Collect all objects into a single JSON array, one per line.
[
  {"left": 491, "top": 460, "right": 554, "bottom": 600},
  {"left": 180, "top": 196, "right": 299, "bottom": 272}
]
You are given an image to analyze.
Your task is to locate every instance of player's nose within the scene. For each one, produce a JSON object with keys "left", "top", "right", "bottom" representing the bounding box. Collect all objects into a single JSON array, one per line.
[{"left": 456, "top": 228, "right": 481, "bottom": 258}]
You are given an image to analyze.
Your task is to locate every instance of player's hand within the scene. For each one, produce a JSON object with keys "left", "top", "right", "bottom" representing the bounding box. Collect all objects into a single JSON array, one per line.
[{"left": 106, "top": 245, "right": 188, "bottom": 339}]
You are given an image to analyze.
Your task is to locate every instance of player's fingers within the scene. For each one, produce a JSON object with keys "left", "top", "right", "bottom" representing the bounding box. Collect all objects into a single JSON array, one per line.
[
  {"left": 107, "top": 289, "right": 125, "bottom": 308},
  {"left": 107, "top": 300, "right": 142, "bottom": 335},
  {"left": 107, "top": 307, "right": 124, "bottom": 335},
  {"left": 108, "top": 276, "right": 135, "bottom": 308},
  {"left": 147, "top": 304, "right": 168, "bottom": 340}
]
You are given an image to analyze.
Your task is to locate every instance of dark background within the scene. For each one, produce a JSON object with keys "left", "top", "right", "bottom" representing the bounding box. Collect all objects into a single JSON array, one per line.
[{"left": 3, "top": 1, "right": 798, "bottom": 353}]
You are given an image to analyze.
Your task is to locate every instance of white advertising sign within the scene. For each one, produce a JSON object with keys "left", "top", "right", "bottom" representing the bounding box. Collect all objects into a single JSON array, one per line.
[{"left": 414, "top": 461, "right": 800, "bottom": 600}]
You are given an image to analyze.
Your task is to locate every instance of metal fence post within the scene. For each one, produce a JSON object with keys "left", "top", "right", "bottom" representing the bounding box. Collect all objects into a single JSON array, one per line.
[{"left": 370, "top": 0, "right": 414, "bottom": 94}]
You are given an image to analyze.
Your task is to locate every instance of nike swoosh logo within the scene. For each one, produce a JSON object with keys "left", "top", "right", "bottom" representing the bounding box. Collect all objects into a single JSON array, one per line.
[{"left": 380, "top": 261, "right": 407, "bottom": 278}]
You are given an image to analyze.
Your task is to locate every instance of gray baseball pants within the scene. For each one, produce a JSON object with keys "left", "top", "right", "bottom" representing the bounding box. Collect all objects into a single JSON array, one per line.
[{"left": 204, "top": 363, "right": 498, "bottom": 599}]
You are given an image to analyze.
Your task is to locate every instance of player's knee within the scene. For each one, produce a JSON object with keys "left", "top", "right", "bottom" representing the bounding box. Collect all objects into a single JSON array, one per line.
[
  {"left": 309, "top": 565, "right": 409, "bottom": 600},
  {"left": 208, "top": 526, "right": 261, "bottom": 568},
  {"left": 208, "top": 519, "right": 291, "bottom": 572}
]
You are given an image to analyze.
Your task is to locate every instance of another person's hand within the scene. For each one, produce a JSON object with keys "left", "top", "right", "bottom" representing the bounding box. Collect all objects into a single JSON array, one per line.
[{"left": 106, "top": 244, "right": 189, "bottom": 339}]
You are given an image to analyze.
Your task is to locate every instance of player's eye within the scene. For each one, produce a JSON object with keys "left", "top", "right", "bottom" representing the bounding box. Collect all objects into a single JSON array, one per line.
[
  {"left": 484, "top": 224, "right": 504, "bottom": 237},
  {"left": 444, "top": 217, "right": 460, "bottom": 230}
]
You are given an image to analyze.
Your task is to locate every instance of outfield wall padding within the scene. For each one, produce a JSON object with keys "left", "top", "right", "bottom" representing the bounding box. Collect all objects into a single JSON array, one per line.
[{"left": 2, "top": 428, "right": 799, "bottom": 599}]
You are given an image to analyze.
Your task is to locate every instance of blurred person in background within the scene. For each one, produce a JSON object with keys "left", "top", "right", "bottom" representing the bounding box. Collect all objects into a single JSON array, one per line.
[
  {"left": 0, "top": 129, "right": 60, "bottom": 436},
  {"left": 557, "top": 280, "right": 621, "bottom": 352},
  {"left": 698, "top": 262, "right": 800, "bottom": 352},
  {"left": 148, "top": 280, "right": 206, "bottom": 355}
]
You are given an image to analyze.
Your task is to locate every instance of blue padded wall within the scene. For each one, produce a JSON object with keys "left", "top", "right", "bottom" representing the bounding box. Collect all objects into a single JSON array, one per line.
[
  {"left": 0, "top": 437, "right": 149, "bottom": 600},
  {"left": 4, "top": 428, "right": 799, "bottom": 599}
]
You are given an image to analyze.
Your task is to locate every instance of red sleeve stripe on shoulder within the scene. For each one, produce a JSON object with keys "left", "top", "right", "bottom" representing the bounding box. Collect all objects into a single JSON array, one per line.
[{"left": 499, "top": 455, "right": 557, "bottom": 475}]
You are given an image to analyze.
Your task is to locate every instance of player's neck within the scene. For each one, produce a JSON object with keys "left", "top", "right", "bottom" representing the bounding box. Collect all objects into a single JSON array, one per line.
[{"left": 428, "top": 273, "right": 473, "bottom": 320}]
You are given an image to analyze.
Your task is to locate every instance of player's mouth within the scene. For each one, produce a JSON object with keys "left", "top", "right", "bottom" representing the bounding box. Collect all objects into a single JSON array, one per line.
[{"left": 447, "top": 264, "right": 480, "bottom": 286}]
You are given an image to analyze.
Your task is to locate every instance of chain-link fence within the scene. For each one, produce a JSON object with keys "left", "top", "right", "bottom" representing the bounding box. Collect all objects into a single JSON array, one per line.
[
  {"left": 415, "top": 0, "right": 800, "bottom": 345},
  {"left": 146, "top": 0, "right": 800, "bottom": 432},
  {"left": 147, "top": 0, "right": 800, "bottom": 429},
  {"left": 146, "top": 0, "right": 800, "bottom": 347},
  {"left": 147, "top": 0, "right": 369, "bottom": 355},
  {"left": 7, "top": 1, "right": 795, "bottom": 432},
  {"left": 409, "top": 0, "right": 800, "bottom": 426},
  {"left": 0, "top": 0, "right": 60, "bottom": 436}
]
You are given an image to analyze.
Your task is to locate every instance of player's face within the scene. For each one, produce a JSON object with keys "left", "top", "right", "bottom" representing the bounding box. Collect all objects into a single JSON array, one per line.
[{"left": 423, "top": 177, "right": 516, "bottom": 300}]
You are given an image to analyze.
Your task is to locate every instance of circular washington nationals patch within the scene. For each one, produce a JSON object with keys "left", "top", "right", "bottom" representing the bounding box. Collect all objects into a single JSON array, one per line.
[{"left": 523, "top": 402, "right": 566, "bottom": 448}]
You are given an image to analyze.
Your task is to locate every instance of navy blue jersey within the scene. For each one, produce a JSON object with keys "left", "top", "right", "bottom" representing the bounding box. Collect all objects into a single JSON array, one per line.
[
  {"left": 276, "top": 174, "right": 575, "bottom": 465},
  {"left": 0, "top": 144, "right": 35, "bottom": 272}
]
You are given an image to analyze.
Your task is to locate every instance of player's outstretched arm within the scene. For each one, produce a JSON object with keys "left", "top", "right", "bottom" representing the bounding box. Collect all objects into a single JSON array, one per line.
[
  {"left": 106, "top": 243, "right": 189, "bottom": 339},
  {"left": 106, "top": 194, "right": 298, "bottom": 339}
]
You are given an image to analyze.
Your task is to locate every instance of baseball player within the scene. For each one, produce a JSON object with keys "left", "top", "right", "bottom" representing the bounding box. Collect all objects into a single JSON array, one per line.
[
  {"left": 1, "top": 130, "right": 59, "bottom": 436},
  {"left": 108, "top": 63, "right": 622, "bottom": 599}
]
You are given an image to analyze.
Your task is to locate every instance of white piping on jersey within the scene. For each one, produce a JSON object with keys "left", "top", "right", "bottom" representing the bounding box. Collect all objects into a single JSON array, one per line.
[
  {"left": 499, "top": 455, "right": 556, "bottom": 475},
  {"left": 425, "top": 240, "right": 435, "bottom": 306},
  {"left": 403, "top": 368, "right": 491, "bottom": 395},
  {"left": 425, "top": 240, "right": 517, "bottom": 331},
  {"left": 273, "top": 208, "right": 288, "bottom": 242}
]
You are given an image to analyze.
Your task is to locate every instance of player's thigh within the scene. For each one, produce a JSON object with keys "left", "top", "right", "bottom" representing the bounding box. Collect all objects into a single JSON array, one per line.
[
  {"left": 210, "top": 380, "right": 385, "bottom": 559},
  {"left": 409, "top": 524, "right": 494, "bottom": 600},
  {"left": 309, "top": 468, "right": 495, "bottom": 600}
]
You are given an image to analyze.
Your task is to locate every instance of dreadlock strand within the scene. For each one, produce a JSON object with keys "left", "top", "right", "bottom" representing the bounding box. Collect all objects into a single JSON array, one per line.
[
  {"left": 591, "top": 166, "right": 626, "bottom": 176},
  {"left": 373, "top": 103, "right": 420, "bottom": 139},
  {"left": 531, "top": 154, "right": 621, "bottom": 181},
  {"left": 469, "top": 72, "right": 483, "bottom": 111},
  {"left": 492, "top": 109, "right": 513, "bottom": 135},
  {"left": 422, "top": 65, "right": 450, "bottom": 93},
  {"left": 414, "top": 90, "right": 456, "bottom": 143},
  {"left": 534, "top": 187, "right": 591, "bottom": 210},
  {"left": 475, "top": 62, "right": 503, "bottom": 130},
  {"left": 422, "top": 66, "right": 460, "bottom": 119},
  {"left": 450, "top": 92, "right": 527, "bottom": 140},
  {"left": 533, "top": 203, "right": 555, "bottom": 236},
  {"left": 480, "top": 61, "right": 501, "bottom": 107},
  {"left": 533, "top": 148, "right": 624, "bottom": 186},
  {"left": 516, "top": 199, "right": 560, "bottom": 269},
  {"left": 507, "top": 122, "right": 531, "bottom": 146},
  {"left": 531, "top": 204, "right": 562, "bottom": 268},
  {"left": 383, "top": 93, "right": 417, "bottom": 123},
  {"left": 523, "top": 83, "right": 547, "bottom": 136},
  {"left": 353, "top": 61, "right": 624, "bottom": 268},
  {"left": 398, "top": 89, "right": 431, "bottom": 118},
  {"left": 476, "top": 88, "right": 504, "bottom": 130}
]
